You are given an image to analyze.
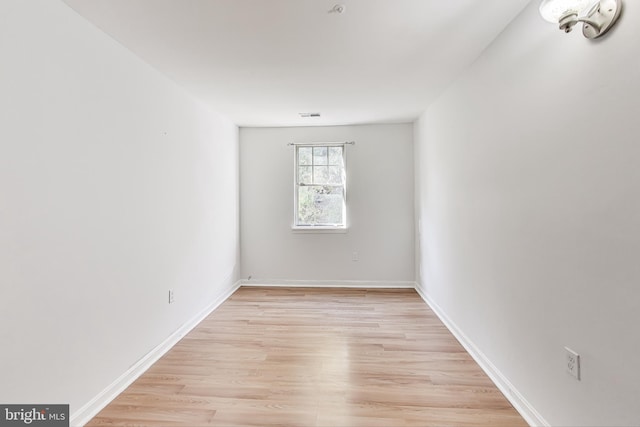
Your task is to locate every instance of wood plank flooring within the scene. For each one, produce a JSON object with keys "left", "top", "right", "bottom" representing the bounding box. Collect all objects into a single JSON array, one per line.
[{"left": 87, "top": 287, "right": 527, "bottom": 426}]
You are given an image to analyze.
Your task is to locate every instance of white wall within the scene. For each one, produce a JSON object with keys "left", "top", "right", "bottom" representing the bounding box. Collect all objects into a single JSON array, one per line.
[
  {"left": 0, "top": 0, "right": 239, "bottom": 419},
  {"left": 415, "top": 2, "right": 640, "bottom": 426},
  {"left": 240, "top": 124, "right": 414, "bottom": 284}
]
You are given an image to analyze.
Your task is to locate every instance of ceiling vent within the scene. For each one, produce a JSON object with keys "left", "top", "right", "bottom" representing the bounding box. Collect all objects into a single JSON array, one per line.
[{"left": 299, "top": 112, "right": 321, "bottom": 118}]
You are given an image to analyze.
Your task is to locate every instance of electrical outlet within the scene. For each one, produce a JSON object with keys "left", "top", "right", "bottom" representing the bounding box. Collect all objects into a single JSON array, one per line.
[
  {"left": 352, "top": 251, "right": 359, "bottom": 261},
  {"left": 565, "top": 347, "right": 580, "bottom": 380},
  {"left": 168, "top": 289, "right": 174, "bottom": 304}
]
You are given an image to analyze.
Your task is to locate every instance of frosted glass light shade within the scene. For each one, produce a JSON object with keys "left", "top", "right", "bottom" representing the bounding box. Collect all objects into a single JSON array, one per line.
[{"left": 539, "top": 0, "right": 597, "bottom": 23}]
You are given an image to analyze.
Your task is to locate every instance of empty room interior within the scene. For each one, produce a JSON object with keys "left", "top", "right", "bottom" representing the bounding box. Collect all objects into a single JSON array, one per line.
[{"left": 2, "top": 0, "right": 639, "bottom": 426}]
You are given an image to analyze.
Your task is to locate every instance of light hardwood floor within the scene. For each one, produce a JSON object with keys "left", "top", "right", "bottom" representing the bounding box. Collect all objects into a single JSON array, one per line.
[{"left": 87, "top": 287, "right": 527, "bottom": 426}]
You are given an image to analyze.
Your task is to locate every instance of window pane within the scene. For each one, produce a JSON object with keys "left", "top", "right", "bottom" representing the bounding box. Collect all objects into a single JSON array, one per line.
[
  {"left": 316, "top": 191, "right": 343, "bottom": 224},
  {"left": 313, "top": 147, "right": 328, "bottom": 165},
  {"left": 297, "top": 186, "right": 321, "bottom": 225},
  {"left": 314, "top": 166, "right": 328, "bottom": 184},
  {"left": 328, "top": 147, "right": 343, "bottom": 165},
  {"left": 328, "top": 166, "right": 342, "bottom": 185},
  {"left": 295, "top": 144, "right": 346, "bottom": 228},
  {"left": 298, "top": 166, "right": 312, "bottom": 184},
  {"left": 298, "top": 147, "right": 312, "bottom": 165},
  {"left": 298, "top": 185, "right": 344, "bottom": 225}
]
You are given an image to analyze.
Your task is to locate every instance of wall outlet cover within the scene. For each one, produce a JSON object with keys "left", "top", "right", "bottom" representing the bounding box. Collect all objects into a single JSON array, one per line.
[{"left": 565, "top": 347, "right": 580, "bottom": 380}]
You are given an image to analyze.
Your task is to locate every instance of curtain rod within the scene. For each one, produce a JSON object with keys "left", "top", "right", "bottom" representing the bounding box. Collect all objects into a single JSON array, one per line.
[{"left": 287, "top": 141, "right": 355, "bottom": 146}]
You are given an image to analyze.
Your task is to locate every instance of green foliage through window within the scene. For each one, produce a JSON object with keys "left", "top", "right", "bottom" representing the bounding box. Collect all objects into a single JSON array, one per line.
[{"left": 295, "top": 145, "right": 346, "bottom": 227}]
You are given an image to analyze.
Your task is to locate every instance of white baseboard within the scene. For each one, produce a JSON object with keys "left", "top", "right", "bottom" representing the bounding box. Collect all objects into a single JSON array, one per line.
[
  {"left": 413, "top": 284, "right": 549, "bottom": 427},
  {"left": 70, "top": 279, "right": 242, "bottom": 427},
  {"left": 240, "top": 279, "right": 415, "bottom": 288}
]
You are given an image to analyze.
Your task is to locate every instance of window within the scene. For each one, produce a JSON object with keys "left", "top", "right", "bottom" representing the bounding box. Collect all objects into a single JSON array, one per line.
[{"left": 294, "top": 144, "right": 346, "bottom": 229}]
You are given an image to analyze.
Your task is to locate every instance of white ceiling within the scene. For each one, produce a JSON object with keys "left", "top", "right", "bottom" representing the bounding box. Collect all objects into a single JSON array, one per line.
[{"left": 62, "top": 0, "right": 531, "bottom": 127}]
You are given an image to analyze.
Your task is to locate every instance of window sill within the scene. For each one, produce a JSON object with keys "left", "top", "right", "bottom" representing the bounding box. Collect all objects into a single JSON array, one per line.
[{"left": 292, "top": 226, "right": 348, "bottom": 234}]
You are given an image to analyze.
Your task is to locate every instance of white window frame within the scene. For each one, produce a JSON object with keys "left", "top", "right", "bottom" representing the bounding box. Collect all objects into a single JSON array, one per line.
[{"left": 292, "top": 143, "right": 347, "bottom": 232}]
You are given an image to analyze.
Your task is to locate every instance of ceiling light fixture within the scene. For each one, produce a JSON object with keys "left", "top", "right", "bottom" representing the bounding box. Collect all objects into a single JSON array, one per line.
[{"left": 540, "top": 0, "right": 622, "bottom": 39}]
